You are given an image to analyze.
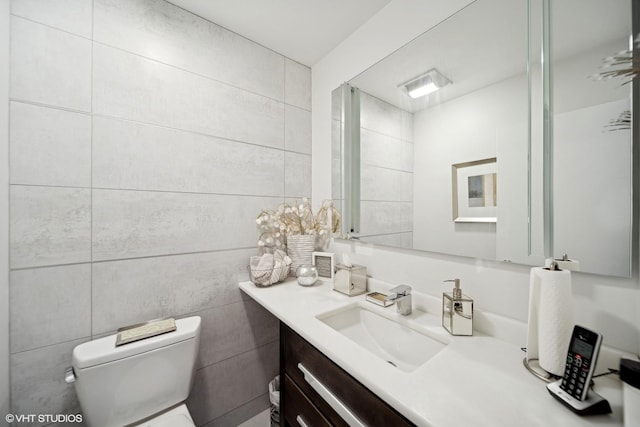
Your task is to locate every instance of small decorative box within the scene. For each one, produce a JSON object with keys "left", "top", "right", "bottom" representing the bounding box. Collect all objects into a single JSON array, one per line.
[{"left": 333, "top": 264, "right": 367, "bottom": 296}]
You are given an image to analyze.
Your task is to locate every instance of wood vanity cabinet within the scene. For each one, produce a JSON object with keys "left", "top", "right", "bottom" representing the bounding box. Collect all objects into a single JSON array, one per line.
[{"left": 280, "top": 322, "right": 414, "bottom": 427}]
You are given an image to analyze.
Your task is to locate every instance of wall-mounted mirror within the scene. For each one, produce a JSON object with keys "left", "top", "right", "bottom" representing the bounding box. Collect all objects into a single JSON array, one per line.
[{"left": 332, "top": 0, "right": 635, "bottom": 277}]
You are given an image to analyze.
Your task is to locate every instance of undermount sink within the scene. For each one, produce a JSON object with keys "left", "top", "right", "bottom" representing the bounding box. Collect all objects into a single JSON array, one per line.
[{"left": 316, "top": 304, "right": 447, "bottom": 372}]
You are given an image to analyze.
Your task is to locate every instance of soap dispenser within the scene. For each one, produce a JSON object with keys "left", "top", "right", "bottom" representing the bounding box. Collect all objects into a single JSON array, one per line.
[{"left": 442, "top": 279, "right": 473, "bottom": 336}]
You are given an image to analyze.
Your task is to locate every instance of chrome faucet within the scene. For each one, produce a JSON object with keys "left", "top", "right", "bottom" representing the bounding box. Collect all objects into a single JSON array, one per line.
[{"left": 386, "top": 285, "right": 412, "bottom": 315}]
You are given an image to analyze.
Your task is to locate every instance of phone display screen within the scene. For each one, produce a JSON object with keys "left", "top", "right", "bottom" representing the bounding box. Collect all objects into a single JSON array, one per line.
[{"left": 570, "top": 339, "right": 593, "bottom": 359}]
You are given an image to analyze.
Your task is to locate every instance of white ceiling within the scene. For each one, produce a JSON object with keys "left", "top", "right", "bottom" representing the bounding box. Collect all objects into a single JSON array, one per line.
[{"left": 166, "top": 0, "right": 391, "bottom": 66}]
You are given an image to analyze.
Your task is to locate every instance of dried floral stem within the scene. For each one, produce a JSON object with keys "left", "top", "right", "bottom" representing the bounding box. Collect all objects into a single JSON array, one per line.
[{"left": 256, "top": 198, "right": 341, "bottom": 253}]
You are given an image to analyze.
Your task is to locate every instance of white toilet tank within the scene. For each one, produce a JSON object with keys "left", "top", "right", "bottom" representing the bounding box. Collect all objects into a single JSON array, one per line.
[{"left": 71, "top": 316, "right": 201, "bottom": 427}]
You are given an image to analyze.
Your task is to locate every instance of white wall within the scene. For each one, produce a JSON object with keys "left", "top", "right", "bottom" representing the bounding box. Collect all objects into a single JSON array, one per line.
[
  {"left": 313, "top": 0, "right": 640, "bottom": 355},
  {"left": 7, "top": 0, "right": 310, "bottom": 425},
  {"left": 0, "top": 0, "right": 9, "bottom": 425}
]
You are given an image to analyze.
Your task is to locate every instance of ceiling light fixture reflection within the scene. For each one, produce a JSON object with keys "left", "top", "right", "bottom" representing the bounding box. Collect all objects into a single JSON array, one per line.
[{"left": 399, "top": 68, "right": 452, "bottom": 99}]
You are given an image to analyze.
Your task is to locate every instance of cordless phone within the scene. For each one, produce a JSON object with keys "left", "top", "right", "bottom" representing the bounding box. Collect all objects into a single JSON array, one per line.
[
  {"left": 546, "top": 325, "right": 611, "bottom": 415},
  {"left": 559, "top": 325, "right": 602, "bottom": 401}
]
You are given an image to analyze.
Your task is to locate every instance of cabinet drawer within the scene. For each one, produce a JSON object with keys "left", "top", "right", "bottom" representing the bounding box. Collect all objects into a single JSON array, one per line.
[
  {"left": 283, "top": 374, "right": 331, "bottom": 427},
  {"left": 281, "top": 323, "right": 414, "bottom": 427}
]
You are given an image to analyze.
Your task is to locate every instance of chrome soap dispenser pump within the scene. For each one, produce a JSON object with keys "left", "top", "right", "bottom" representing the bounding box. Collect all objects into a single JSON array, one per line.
[{"left": 442, "top": 278, "right": 473, "bottom": 336}]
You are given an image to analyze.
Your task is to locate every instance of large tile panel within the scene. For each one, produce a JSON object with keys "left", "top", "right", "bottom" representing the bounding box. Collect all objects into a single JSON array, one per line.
[
  {"left": 360, "top": 201, "right": 413, "bottom": 236},
  {"left": 284, "top": 152, "right": 311, "bottom": 199},
  {"left": 361, "top": 128, "right": 408, "bottom": 171},
  {"left": 201, "top": 394, "right": 269, "bottom": 427},
  {"left": 361, "top": 165, "right": 413, "bottom": 202},
  {"left": 360, "top": 92, "right": 403, "bottom": 139},
  {"left": 94, "top": 0, "right": 284, "bottom": 101},
  {"left": 10, "top": 17, "right": 91, "bottom": 111},
  {"left": 92, "top": 189, "right": 273, "bottom": 261},
  {"left": 11, "top": 0, "right": 92, "bottom": 38},
  {"left": 10, "top": 186, "right": 91, "bottom": 269},
  {"left": 10, "top": 102, "right": 91, "bottom": 187},
  {"left": 284, "top": 104, "right": 311, "bottom": 154},
  {"left": 93, "top": 44, "right": 284, "bottom": 149},
  {"left": 91, "top": 249, "right": 255, "bottom": 335},
  {"left": 11, "top": 339, "right": 87, "bottom": 427},
  {"left": 284, "top": 59, "right": 311, "bottom": 111},
  {"left": 186, "top": 341, "right": 279, "bottom": 426},
  {"left": 10, "top": 264, "right": 91, "bottom": 353},
  {"left": 196, "top": 299, "right": 279, "bottom": 369},
  {"left": 92, "top": 117, "right": 284, "bottom": 196}
]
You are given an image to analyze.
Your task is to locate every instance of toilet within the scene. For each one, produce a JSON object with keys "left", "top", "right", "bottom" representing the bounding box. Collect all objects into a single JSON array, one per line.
[{"left": 69, "top": 316, "right": 201, "bottom": 427}]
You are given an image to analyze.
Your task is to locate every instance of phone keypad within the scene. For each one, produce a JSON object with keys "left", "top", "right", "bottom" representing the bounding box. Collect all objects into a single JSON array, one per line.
[{"left": 560, "top": 354, "right": 590, "bottom": 400}]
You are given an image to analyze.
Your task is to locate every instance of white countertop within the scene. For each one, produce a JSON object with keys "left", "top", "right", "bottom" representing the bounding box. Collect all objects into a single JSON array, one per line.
[{"left": 239, "top": 278, "right": 624, "bottom": 427}]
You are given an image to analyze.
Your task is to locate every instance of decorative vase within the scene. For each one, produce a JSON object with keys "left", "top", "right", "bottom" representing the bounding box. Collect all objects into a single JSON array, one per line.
[{"left": 287, "top": 234, "right": 316, "bottom": 276}]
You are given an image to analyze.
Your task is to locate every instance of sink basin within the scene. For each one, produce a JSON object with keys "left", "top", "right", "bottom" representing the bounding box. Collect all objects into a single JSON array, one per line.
[{"left": 317, "top": 305, "right": 447, "bottom": 372}]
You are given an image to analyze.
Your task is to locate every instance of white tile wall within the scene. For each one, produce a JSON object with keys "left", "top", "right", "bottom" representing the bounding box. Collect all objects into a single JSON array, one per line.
[
  {"left": 361, "top": 165, "right": 412, "bottom": 202},
  {"left": 93, "top": 44, "right": 285, "bottom": 149},
  {"left": 358, "top": 90, "right": 413, "bottom": 246},
  {"left": 285, "top": 104, "right": 312, "bottom": 154},
  {"left": 93, "top": 0, "right": 285, "bottom": 101},
  {"left": 92, "top": 190, "right": 275, "bottom": 261},
  {"left": 91, "top": 249, "right": 254, "bottom": 335},
  {"left": 10, "top": 102, "right": 91, "bottom": 187},
  {"left": 10, "top": 17, "right": 91, "bottom": 111},
  {"left": 186, "top": 341, "right": 279, "bottom": 426},
  {"left": 284, "top": 152, "right": 312, "bottom": 199},
  {"left": 11, "top": 0, "right": 92, "bottom": 37},
  {"left": 92, "top": 117, "right": 285, "bottom": 196},
  {"left": 285, "top": 58, "right": 312, "bottom": 110},
  {"left": 10, "top": 186, "right": 91, "bottom": 269},
  {"left": 10, "top": 338, "right": 88, "bottom": 422},
  {"left": 8, "top": 0, "right": 311, "bottom": 425},
  {"left": 10, "top": 264, "right": 91, "bottom": 352},
  {"left": 196, "top": 299, "right": 279, "bottom": 369},
  {"left": 360, "top": 92, "right": 403, "bottom": 138}
]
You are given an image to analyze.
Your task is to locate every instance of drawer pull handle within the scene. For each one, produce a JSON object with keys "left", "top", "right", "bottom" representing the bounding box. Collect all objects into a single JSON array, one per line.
[
  {"left": 298, "top": 363, "right": 365, "bottom": 427},
  {"left": 296, "top": 415, "right": 309, "bottom": 427}
]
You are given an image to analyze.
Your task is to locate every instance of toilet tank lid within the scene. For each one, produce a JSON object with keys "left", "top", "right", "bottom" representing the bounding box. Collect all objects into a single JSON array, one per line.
[{"left": 72, "top": 316, "right": 201, "bottom": 370}]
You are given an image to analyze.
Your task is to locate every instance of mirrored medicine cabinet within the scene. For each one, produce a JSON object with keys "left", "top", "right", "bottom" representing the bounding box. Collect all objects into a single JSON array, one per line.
[{"left": 332, "top": 0, "right": 637, "bottom": 277}]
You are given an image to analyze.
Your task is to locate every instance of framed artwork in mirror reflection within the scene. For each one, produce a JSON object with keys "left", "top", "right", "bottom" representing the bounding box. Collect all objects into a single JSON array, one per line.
[{"left": 452, "top": 157, "right": 497, "bottom": 223}]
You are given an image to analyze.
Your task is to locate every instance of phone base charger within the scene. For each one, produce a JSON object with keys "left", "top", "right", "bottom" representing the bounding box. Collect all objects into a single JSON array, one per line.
[{"left": 547, "top": 380, "right": 612, "bottom": 415}]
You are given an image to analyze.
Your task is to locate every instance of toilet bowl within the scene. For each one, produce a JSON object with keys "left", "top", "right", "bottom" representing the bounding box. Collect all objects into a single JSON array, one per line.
[{"left": 69, "top": 316, "right": 201, "bottom": 427}]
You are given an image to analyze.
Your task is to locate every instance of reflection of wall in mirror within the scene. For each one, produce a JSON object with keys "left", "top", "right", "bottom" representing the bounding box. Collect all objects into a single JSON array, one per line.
[
  {"left": 413, "top": 72, "right": 528, "bottom": 260},
  {"left": 552, "top": 39, "right": 632, "bottom": 277},
  {"left": 358, "top": 92, "right": 414, "bottom": 248}
]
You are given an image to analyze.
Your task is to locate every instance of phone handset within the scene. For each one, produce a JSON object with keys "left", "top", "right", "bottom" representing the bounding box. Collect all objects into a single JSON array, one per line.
[{"left": 546, "top": 325, "right": 612, "bottom": 415}]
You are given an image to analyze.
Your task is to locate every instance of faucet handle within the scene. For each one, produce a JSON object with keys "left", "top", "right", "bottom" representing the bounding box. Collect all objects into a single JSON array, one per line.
[{"left": 389, "top": 284, "right": 411, "bottom": 296}]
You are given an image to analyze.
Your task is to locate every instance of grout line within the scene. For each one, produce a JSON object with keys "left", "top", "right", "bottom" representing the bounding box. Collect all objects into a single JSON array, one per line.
[
  {"left": 9, "top": 246, "right": 257, "bottom": 272},
  {"left": 90, "top": 0, "right": 95, "bottom": 342},
  {"left": 194, "top": 338, "right": 280, "bottom": 372},
  {"left": 8, "top": 99, "right": 315, "bottom": 155},
  {"left": 362, "top": 163, "right": 413, "bottom": 174},
  {"left": 9, "top": 182, "right": 289, "bottom": 199},
  {"left": 360, "top": 124, "right": 413, "bottom": 143},
  {"left": 9, "top": 335, "right": 91, "bottom": 357},
  {"left": 10, "top": 14, "right": 91, "bottom": 42}
]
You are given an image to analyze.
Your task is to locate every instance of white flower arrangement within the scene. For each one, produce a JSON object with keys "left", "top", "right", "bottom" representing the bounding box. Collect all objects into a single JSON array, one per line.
[{"left": 256, "top": 198, "right": 341, "bottom": 253}]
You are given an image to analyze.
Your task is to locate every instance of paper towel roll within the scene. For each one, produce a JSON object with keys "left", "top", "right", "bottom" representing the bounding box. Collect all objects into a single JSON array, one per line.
[{"left": 526, "top": 267, "right": 574, "bottom": 376}]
